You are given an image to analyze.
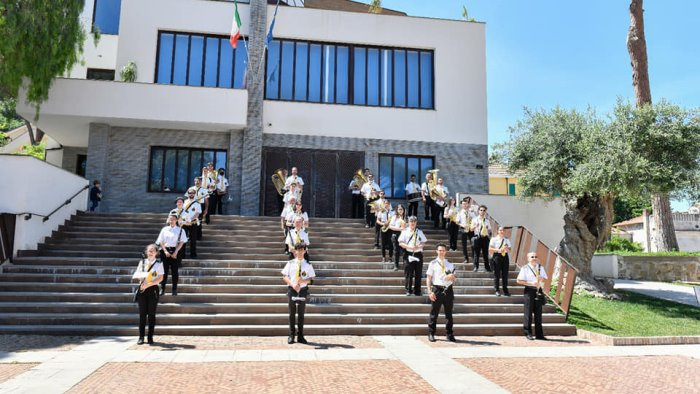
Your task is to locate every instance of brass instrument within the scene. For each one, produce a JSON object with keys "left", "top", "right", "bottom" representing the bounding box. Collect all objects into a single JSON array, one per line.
[
  {"left": 427, "top": 169, "right": 440, "bottom": 200},
  {"left": 448, "top": 207, "right": 459, "bottom": 223},
  {"left": 271, "top": 168, "right": 287, "bottom": 196},
  {"left": 353, "top": 169, "right": 368, "bottom": 191},
  {"left": 381, "top": 213, "right": 393, "bottom": 232}
]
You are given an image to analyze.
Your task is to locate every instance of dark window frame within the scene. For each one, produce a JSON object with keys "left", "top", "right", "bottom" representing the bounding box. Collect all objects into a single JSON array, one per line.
[
  {"left": 154, "top": 30, "right": 248, "bottom": 89},
  {"left": 147, "top": 146, "right": 228, "bottom": 193},
  {"left": 86, "top": 68, "right": 115, "bottom": 81},
  {"left": 91, "top": 0, "right": 121, "bottom": 35},
  {"left": 264, "top": 37, "right": 435, "bottom": 110},
  {"left": 377, "top": 153, "right": 435, "bottom": 199}
]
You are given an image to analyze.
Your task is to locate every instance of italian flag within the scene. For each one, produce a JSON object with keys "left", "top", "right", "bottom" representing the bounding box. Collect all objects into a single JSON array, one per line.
[{"left": 229, "top": 0, "right": 242, "bottom": 48}]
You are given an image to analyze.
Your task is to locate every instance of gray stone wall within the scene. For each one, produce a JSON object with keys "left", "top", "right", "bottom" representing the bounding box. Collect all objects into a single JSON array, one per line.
[
  {"left": 87, "top": 125, "right": 231, "bottom": 213},
  {"left": 61, "top": 146, "right": 87, "bottom": 174},
  {"left": 617, "top": 255, "right": 700, "bottom": 282},
  {"left": 262, "top": 133, "right": 489, "bottom": 196}
]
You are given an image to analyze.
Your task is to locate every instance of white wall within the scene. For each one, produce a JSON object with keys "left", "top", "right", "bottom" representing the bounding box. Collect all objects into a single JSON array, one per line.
[
  {"left": 0, "top": 155, "right": 89, "bottom": 256},
  {"left": 68, "top": 0, "right": 119, "bottom": 78},
  {"left": 115, "top": 0, "right": 487, "bottom": 144},
  {"left": 462, "top": 194, "right": 566, "bottom": 250}
]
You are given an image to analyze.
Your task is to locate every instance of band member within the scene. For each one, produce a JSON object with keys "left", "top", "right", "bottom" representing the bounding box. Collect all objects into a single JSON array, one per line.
[
  {"left": 360, "top": 174, "right": 381, "bottom": 229},
  {"left": 156, "top": 213, "right": 188, "bottom": 296},
  {"left": 489, "top": 227, "right": 512, "bottom": 297},
  {"left": 283, "top": 182, "right": 302, "bottom": 207},
  {"left": 132, "top": 244, "right": 164, "bottom": 345},
  {"left": 203, "top": 163, "right": 218, "bottom": 217},
  {"left": 282, "top": 243, "right": 316, "bottom": 344},
  {"left": 427, "top": 243, "right": 457, "bottom": 342},
  {"left": 376, "top": 199, "right": 394, "bottom": 263},
  {"left": 190, "top": 177, "right": 208, "bottom": 230},
  {"left": 470, "top": 205, "right": 492, "bottom": 272},
  {"left": 421, "top": 172, "right": 433, "bottom": 221},
  {"left": 398, "top": 216, "right": 427, "bottom": 296},
  {"left": 372, "top": 191, "right": 389, "bottom": 249},
  {"left": 405, "top": 174, "right": 421, "bottom": 217},
  {"left": 516, "top": 252, "right": 548, "bottom": 340},
  {"left": 286, "top": 216, "right": 310, "bottom": 261},
  {"left": 183, "top": 189, "right": 203, "bottom": 258},
  {"left": 389, "top": 204, "right": 407, "bottom": 271},
  {"left": 433, "top": 177, "right": 449, "bottom": 229},
  {"left": 286, "top": 201, "right": 310, "bottom": 230},
  {"left": 207, "top": 182, "right": 218, "bottom": 217},
  {"left": 348, "top": 177, "right": 364, "bottom": 219},
  {"left": 285, "top": 167, "right": 304, "bottom": 192},
  {"left": 443, "top": 198, "right": 459, "bottom": 251},
  {"left": 216, "top": 168, "right": 229, "bottom": 214},
  {"left": 457, "top": 200, "right": 474, "bottom": 264},
  {"left": 280, "top": 196, "right": 297, "bottom": 253}
]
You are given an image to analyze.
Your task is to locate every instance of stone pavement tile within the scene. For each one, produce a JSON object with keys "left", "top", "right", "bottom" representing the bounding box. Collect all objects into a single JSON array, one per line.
[
  {"left": 419, "top": 335, "right": 596, "bottom": 348},
  {"left": 67, "top": 360, "right": 437, "bottom": 394},
  {"left": 459, "top": 356, "right": 700, "bottom": 394},
  {"left": 171, "top": 350, "right": 208, "bottom": 363},
  {"left": 202, "top": 350, "right": 236, "bottom": 362},
  {"left": 0, "top": 351, "right": 62, "bottom": 363},
  {"left": 130, "top": 335, "right": 383, "bottom": 350},
  {"left": 0, "top": 364, "right": 37, "bottom": 384},
  {"left": 0, "top": 335, "right": 90, "bottom": 352}
]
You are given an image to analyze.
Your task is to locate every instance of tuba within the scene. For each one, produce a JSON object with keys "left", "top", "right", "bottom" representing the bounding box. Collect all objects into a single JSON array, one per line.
[
  {"left": 352, "top": 168, "right": 368, "bottom": 191},
  {"left": 427, "top": 169, "right": 440, "bottom": 199},
  {"left": 271, "top": 168, "right": 287, "bottom": 196}
]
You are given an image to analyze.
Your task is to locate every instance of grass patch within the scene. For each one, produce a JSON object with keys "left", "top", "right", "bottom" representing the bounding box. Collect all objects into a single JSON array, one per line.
[
  {"left": 566, "top": 290, "right": 700, "bottom": 337},
  {"left": 617, "top": 251, "right": 700, "bottom": 257}
]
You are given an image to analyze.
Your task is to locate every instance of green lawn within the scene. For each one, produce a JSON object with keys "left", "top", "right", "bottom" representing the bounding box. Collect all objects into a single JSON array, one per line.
[{"left": 566, "top": 290, "right": 700, "bottom": 337}]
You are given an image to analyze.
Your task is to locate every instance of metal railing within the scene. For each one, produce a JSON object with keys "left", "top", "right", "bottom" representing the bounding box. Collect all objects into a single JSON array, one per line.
[{"left": 15, "top": 185, "right": 89, "bottom": 223}]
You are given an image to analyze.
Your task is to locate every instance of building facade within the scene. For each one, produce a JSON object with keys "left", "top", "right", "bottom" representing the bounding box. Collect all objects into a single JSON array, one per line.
[{"left": 17, "top": 0, "right": 489, "bottom": 217}]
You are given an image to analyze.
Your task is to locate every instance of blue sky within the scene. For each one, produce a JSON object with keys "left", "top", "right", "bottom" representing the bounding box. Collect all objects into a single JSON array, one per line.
[{"left": 361, "top": 0, "right": 699, "bottom": 210}]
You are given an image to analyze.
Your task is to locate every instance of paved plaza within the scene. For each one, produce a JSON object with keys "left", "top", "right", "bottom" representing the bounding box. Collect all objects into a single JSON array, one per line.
[{"left": 0, "top": 335, "right": 698, "bottom": 393}]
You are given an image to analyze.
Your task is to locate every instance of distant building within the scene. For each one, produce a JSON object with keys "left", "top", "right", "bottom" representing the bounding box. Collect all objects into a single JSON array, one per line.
[
  {"left": 488, "top": 163, "right": 519, "bottom": 196},
  {"left": 613, "top": 212, "right": 700, "bottom": 252}
]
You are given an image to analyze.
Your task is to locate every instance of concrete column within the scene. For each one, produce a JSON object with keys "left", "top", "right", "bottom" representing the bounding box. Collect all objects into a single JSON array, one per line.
[
  {"left": 85, "top": 123, "right": 111, "bottom": 211},
  {"left": 239, "top": 0, "right": 267, "bottom": 216},
  {"left": 227, "top": 129, "right": 244, "bottom": 215}
]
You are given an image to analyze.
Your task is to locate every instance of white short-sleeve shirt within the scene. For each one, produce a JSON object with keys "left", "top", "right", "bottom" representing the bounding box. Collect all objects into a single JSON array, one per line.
[
  {"left": 281, "top": 259, "right": 316, "bottom": 288},
  {"left": 426, "top": 258, "right": 456, "bottom": 286},
  {"left": 517, "top": 263, "right": 548, "bottom": 286},
  {"left": 156, "top": 225, "right": 188, "bottom": 247}
]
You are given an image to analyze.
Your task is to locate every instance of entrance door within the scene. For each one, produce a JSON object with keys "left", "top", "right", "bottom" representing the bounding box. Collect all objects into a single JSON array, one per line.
[{"left": 261, "top": 148, "right": 364, "bottom": 218}]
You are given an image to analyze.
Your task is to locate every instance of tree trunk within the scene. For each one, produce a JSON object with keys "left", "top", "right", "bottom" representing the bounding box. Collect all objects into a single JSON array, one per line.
[
  {"left": 626, "top": 0, "right": 652, "bottom": 107},
  {"left": 556, "top": 194, "right": 614, "bottom": 285},
  {"left": 650, "top": 193, "right": 679, "bottom": 251},
  {"left": 24, "top": 120, "right": 35, "bottom": 146}
]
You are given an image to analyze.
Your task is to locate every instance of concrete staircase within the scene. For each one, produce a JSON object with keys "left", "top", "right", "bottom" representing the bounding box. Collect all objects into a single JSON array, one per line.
[{"left": 1, "top": 212, "right": 577, "bottom": 336}]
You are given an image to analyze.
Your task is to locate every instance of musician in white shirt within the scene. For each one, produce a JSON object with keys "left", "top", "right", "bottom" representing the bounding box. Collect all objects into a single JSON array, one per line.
[
  {"left": 285, "top": 167, "right": 304, "bottom": 190},
  {"left": 132, "top": 244, "right": 165, "bottom": 345},
  {"left": 443, "top": 197, "right": 459, "bottom": 251},
  {"left": 156, "top": 213, "right": 188, "bottom": 296},
  {"left": 215, "top": 168, "right": 229, "bottom": 214},
  {"left": 183, "top": 190, "right": 203, "bottom": 259},
  {"left": 405, "top": 174, "right": 421, "bottom": 217},
  {"left": 516, "top": 252, "right": 549, "bottom": 340},
  {"left": 360, "top": 174, "right": 381, "bottom": 228},
  {"left": 281, "top": 243, "right": 316, "bottom": 344},
  {"left": 489, "top": 227, "right": 512, "bottom": 297},
  {"left": 398, "top": 216, "right": 428, "bottom": 296},
  {"left": 421, "top": 173, "right": 433, "bottom": 221},
  {"left": 348, "top": 178, "right": 363, "bottom": 219},
  {"left": 432, "top": 177, "right": 449, "bottom": 229},
  {"left": 283, "top": 182, "right": 302, "bottom": 207},
  {"left": 376, "top": 199, "right": 394, "bottom": 263},
  {"left": 470, "top": 205, "right": 492, "bottom": 272},
  {"left": 285, "top": 216, "right": 310, "bottom": 261},
  {"left": 389, "top": 204, "right": 407, "bottom": 271},
  {"left": 426, "top": 243, "right": 457, "bottom": 342}
]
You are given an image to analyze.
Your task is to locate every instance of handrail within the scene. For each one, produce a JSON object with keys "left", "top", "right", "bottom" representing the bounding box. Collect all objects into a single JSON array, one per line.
[
  {"left": 14, "top": 185, "right": 89, "bottom": 223},
  {"left": 467, "top": 196, "right": 578, "bottom": 317}
]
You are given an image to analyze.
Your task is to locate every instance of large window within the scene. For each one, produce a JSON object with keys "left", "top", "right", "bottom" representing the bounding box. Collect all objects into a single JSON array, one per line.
[
  {"left": 378, "top": 155, "right": 434, "bottom": 198},
  {"left": 92, "top": 0, "right": 121, "bottom": 35},
  {"left": 265, "top": 39, "right": 434, "bottom": 109},
  {"left": 155, "top": 31, "right": 247, "bottom": 88},
  {"left": 148, "top": 147, "right": 227, "bottom": 193}
]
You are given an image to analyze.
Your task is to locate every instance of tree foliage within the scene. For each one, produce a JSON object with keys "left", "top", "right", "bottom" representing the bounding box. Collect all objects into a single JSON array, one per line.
[
  {"left": 613, "top": 195, "right": 650, "bottom": 224},
  {"left": 0, "top": 96, "right": 23, "bottom": 132},
  {"left": 0, "top": 0, "right": 86, "bottom": 113},
  {"left": 368, "top": 0, "right": 381, "bottom": 14},
  {"left": 16, "top": 141, "right": 45, "bottom": 159}
]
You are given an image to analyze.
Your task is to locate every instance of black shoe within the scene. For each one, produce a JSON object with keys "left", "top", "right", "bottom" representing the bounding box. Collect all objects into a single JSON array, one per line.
[
  {"left": 297, "top": 336, "right": 308, "bottom": 344},
  {"left": 405, "top": 290, "right": 411, "bottom": 296},
  {"left": 137, "top": 337, "right": 145, "bottom": 345},
  {"left": 190, "top": 255, "right": 197, "bottom": 259},
  {"left": 536, "top": 336, "right": 548, "bottom": 341},
  {"left": 472, "top": 267, "right": 478, "bottom": 272},
  {"left": 172, "top": 290, "right": 178, "bottom": 296},
  {"left": 147, "top": 337, "right": 154, "bottom": 345},
  {"left": 159, "top": 287, "right": 165, "bottom": 296},
  {"left": 287, "top": 335, "right": 295, "bottom": 344},
  {"left": 525, "top": 334, "right": 535, "bottom": 340},
  {"left": 446, "top": 334, "right": 456, "bottom": 342},
  {"left": 428, "top": 333, "right": 436, "bottom": 342},
  {"left": 414, "top": 292, "right": 422, "bottom": 297},
  {"left": 495, "top": 291, "right": 501, "bottom": 296},
  {"left": 504, "top": 292, "right": 511, "bottom": 297}
]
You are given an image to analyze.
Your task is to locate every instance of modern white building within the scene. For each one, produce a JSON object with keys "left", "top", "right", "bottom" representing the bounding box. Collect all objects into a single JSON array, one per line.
[{"left": 16, "top": 0, "right": 488, "bottom": 217}]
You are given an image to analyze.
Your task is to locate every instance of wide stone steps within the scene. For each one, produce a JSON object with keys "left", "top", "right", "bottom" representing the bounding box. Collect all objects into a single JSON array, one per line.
[{"left": 2, "top": 212, "right": 577, "bottom": 336}]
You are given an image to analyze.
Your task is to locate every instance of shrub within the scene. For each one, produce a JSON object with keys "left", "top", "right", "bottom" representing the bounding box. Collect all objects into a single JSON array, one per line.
[{"left": 598, "top": 236, "right": 643, "bottom": 253}]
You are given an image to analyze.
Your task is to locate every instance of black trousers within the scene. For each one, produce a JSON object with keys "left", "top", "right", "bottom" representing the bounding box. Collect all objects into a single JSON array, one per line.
[
  {"left": 365, "top": 201, "right": 376, "bottom": 227},
  {"left": 277, "top": 193, "right": 285, "bottom": 215},
  {"left": 460, "top": 231, "right": 474, "bottom": 261},
  {"left": 392, "top": 231, "right": 402, "bottom": 268},
  {"left": 492, "top": 254, "right": 510, "bottom": 293},
  {"left": 523, "top": 286, "right": 544, "bottom": 337},
  {"left": 428, "top": 286, "right": 454, "bottom": 335},
  {"left": 424, "top": 198, "right": 433, "bottom": 220},
  {"left": 351, "top": 194, "right": 363, "bottom": 218},
  {"left": 208, "top": 193, "right": 219, "bottom": 217},
  {"left": 403, "top": 251, "right": 423, "bottom": 295},
  {"left": 447, "top": 222, "right": 459, "bottom": 250},
  {"left": 374, "top": 224, "right": 381, "bottom": 247},
  {"left": 287, "top": 286, "right": 309, "bottom": 336},
  {"left": 381, "top": 228, "right": 393, "bottom": 258},
  {"left": 432, "top": 204, "right": 445, "bottom": 228},
  {"left": 217, "top": 193, "right": 225, "bottom": 214},
  {"left": 137, "top": 285, "right": 159, "bottom": 339},
  {"left": 472, "top": 236, "right": 491, "bottom": 270},
  {"left": 160, "top": 248, "right": 181, "bottom": 294},
  {"left": 407, "top": 201, "right": 419, "bottom": 217},
  {"left": 183, "top": 225, "right": 197, "bottom": 257}
]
